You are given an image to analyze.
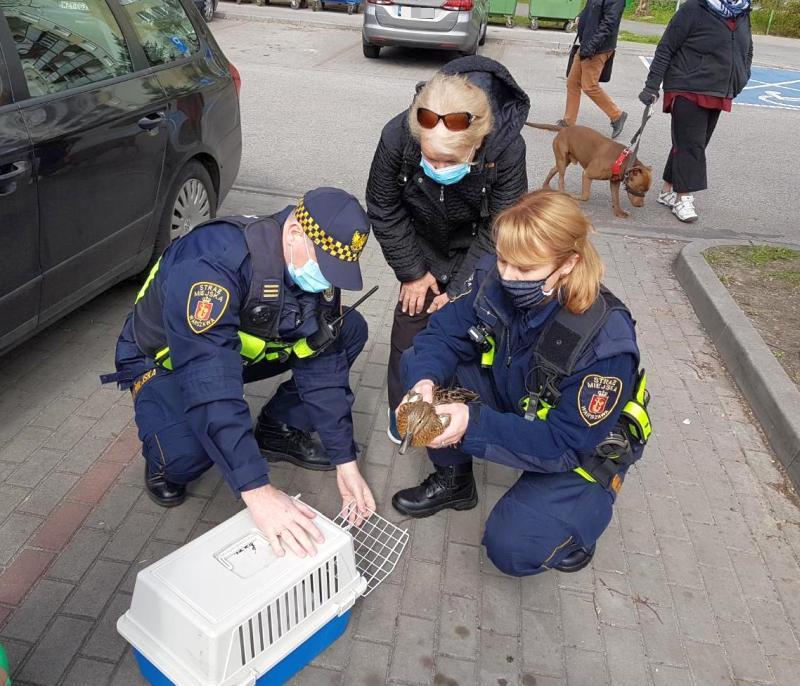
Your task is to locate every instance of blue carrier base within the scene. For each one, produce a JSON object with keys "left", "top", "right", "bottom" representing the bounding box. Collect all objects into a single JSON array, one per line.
[{"left": 133, "top": 610, "right": 352, "bottom": 686}]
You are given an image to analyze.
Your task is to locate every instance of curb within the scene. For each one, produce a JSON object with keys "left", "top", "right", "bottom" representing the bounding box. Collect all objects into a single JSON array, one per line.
[{"left": 675, "top": 240, "right": 800, "bottom": 488}]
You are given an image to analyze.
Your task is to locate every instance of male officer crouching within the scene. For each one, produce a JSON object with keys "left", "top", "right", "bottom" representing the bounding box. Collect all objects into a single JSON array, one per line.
[{"left": 103, "top": 188, "right": 374, "bottom": 556}]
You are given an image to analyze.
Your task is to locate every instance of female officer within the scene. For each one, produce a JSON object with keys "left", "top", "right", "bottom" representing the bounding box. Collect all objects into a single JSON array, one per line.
[
  {"left": 392, "top": 190, "right": 648, "bottom": 576},
  {"left": 365, "top": 56, "right": 530, "bottom": 441}
]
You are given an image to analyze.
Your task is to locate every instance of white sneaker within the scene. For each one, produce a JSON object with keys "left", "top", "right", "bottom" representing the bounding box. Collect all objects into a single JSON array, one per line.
[
  {"left": 657, "top": 190, "right": 677, "bottom": 208},
  {"left": 672, "top": 195, "right": 698, "bottom": 223}
]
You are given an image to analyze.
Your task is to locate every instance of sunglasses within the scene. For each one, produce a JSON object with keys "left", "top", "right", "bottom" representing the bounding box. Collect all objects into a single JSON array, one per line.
[{"left": 416, "top": 107, "right": 476, "bottom": 132}]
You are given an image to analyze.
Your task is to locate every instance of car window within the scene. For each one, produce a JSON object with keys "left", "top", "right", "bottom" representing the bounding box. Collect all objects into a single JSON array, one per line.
[
  {"left": 3, "top": 0, "right": 133, "bottom": 98},
  {"left": 118, "top": 0, "right": 199, "bottom": 67}
]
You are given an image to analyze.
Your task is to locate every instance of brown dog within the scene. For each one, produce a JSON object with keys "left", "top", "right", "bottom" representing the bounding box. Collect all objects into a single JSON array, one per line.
[{"left": 526, "top": 123, "right": 652, "bottom": 219}]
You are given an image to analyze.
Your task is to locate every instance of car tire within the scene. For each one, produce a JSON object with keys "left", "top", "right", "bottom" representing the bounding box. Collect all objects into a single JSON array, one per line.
[
  {"left": 347, "top": 3, "right": 354, "bottom": 13},
  {"left": 290, "top": 0, "right": 300, "bottom": 8},
  {"left": 565, "top": 19, "right": 576, "bottom": 31},
  {"left": 147, "top": 160, "right": 217, "bottom": 270},
  {"left": 478, "top": 20, "right": 487, "bottom": 45},
  {"left": 530, "top": 17, "right": 539, "bottom": 30},
  {"left": 363, "top": 43, "right": 380, "bottom": 58},
  {"left": 505, "top": 15, "right": 514, "bottom": 28},
  {"left": 202, "top": 0, "right": 214, "bottom": 21}
]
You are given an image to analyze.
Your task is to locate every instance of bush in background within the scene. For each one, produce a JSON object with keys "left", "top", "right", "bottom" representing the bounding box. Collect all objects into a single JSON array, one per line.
[{"left": 625, "top": 0, "right": 800, "bottom": 38}]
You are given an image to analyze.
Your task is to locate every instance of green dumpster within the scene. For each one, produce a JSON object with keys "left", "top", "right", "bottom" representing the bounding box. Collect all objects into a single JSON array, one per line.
[
  {"left": 1, "top": 643, "right": 11, "bottom": 686},
  {"left": 529, "top": 0, "right": 582, "bottom": 30},
  {"left": 489, "top": 0, "right": 519, "bottom": 28}
]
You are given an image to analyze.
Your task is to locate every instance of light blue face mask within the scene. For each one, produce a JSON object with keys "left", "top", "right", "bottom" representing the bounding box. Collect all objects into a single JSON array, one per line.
[
  {"left": 420, "top": 156, "right": 471, "bottom": 186},
  {"left": 287, "top": 239, "right": 331, "bottom": 293}
]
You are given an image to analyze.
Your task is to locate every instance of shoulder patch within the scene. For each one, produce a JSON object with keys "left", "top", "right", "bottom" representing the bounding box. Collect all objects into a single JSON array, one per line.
[
  {"left": 186, "top": 281, "right": 230, "bottom": 334},
  {"left": 577, "top": 374, "right": 622, "bottom": 426}
]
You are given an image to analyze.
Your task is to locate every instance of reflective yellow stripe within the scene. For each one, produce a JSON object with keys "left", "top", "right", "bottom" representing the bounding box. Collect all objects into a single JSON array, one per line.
[
  {"left": 634, "top": 370, "right": 648, "bottom": 404},
  {"left": 239, "top": 331, "right": 267, "bottom": 363},
  {"left": 481, "top": 335, "right": 496, "bottom": 367},
  {"left": 154, "top": 347, "right": 173, "bottom": 371},
  {"left": 292, "top": 338, "right": 315, "bottom": 359},
  {"left": 536, "top": 400, "right": 553, "bottom": 420},
  {"left": 622, "top": 401, "right": 652, "bottom": 441},
  {"left": 573, "top": 467, "right": 597, "bottom": 483},
  {"left": 135, "top": 256, "right": 162, "bottom": 304}
]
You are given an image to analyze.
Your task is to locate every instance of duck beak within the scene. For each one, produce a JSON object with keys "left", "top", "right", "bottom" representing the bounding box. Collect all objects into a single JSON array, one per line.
[{"left": 399, "top": 432, "right": 413, "bottom": 455}]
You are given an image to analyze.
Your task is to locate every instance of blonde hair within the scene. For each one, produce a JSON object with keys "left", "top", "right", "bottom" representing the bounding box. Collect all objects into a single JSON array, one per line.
[
  {"left": 409, "top": 73, "right": 493, "bottom": 157},
  {"left": 493, "top": 190, "right": 604, "bottom": 314}
]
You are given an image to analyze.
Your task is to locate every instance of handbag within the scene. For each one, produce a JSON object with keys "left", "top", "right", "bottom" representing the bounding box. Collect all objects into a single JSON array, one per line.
[{"left": 565, "top": 0, "right": 615, "bottom": 83}]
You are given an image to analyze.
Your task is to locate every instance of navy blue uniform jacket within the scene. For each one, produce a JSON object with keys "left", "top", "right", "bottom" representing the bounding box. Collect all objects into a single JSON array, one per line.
[
  {"left": 402, "top": 258, "right": 640, "bottom": 472},
  {"left": 120, "top": 207, "right": 357, "bottom": 495}
]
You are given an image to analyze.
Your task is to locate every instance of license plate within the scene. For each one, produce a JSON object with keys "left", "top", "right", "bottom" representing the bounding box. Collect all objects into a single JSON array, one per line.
[{"left": 411, "top": 7, "right": 435, "bottom": 18}]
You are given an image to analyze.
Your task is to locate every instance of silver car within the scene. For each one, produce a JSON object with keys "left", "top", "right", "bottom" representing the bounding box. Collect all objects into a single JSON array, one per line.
[{"left": 362, "top": 0, "right": 489, "bottom": 58}]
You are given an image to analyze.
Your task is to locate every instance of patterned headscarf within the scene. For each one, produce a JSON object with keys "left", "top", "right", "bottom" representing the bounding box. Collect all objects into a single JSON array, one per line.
[{"left": 705, "top": 0, "right": 751, "bottom": 18}]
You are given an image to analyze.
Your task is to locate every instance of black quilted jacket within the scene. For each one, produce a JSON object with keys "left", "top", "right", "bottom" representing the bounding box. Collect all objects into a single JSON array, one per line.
[{"left": 365, "top": 56, "right": 530, "bottom": 298}]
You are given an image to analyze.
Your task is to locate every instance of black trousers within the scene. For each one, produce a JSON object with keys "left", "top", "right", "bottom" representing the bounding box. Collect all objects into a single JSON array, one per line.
[
  {"left": 387, "top": 289, "right": 437, "bottom": 410},
  {"left": 663, "top": 96, "right": 721, "bottom": 194}
]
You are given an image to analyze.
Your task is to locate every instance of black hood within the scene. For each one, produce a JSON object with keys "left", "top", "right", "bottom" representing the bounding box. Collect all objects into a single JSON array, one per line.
[{"left": 436, "top": 56, "right": 530, "bottom": 159}]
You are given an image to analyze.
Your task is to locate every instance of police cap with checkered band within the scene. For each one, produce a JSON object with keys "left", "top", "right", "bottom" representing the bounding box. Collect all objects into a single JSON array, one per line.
[{"left": 294, "top": 187, "right": 370, "bottom": 291}]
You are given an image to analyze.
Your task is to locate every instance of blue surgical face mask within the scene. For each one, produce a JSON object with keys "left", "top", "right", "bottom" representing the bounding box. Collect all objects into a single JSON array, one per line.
[
  {"left": 420, "top": 155, "right": 472, "bottom": 186},
  {"left": 287, "top": 239, "right": 331, "bottom": 293}
]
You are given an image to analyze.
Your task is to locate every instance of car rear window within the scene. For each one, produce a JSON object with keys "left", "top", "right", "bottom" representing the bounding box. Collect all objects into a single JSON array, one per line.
[
  {"left": 118, "top": 0, "right": 200, "bottom": 67},
  {"left": 4, "top": 0, "right": 133, "bottom": 98}
]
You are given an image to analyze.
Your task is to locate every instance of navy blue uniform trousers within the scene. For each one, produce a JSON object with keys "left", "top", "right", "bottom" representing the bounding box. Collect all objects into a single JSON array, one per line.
[
  {"left": 134, "top": 312, "right": 368, "bottom": 485},
  {"left": 407, "top": 356, "right": 615, "bottom": 577}
]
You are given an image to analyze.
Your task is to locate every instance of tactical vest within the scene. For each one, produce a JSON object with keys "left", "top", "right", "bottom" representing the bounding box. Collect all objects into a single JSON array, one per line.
[
  {"left": 471, "top": 271, "right": 651, "bottom": 492},
  {"left": 132, "top": 215, "right": 340, "bottom": 368}
]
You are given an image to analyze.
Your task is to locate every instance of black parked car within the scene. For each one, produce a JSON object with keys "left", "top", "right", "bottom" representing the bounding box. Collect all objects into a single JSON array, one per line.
[{"left": 0, "top": 0, "right": 242, "bottom": 355}]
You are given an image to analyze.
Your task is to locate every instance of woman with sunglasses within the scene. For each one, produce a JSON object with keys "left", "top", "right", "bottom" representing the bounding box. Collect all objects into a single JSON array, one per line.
[
  {"left": 392, "top": 190, "right": 647, "bottom": 576},
  {"left": 366, "top": 56, "right": 530, "bottom": 442}
]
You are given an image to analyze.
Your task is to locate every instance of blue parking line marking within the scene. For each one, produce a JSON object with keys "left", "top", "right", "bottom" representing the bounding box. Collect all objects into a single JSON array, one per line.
[{"left": 639, "top": 58, "right": 800, "bottom": 111}]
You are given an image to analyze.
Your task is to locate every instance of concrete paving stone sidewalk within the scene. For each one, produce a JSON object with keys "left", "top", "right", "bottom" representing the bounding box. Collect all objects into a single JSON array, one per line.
[{"left": 1, "top": 226, "right": 799, "bottom": 686}]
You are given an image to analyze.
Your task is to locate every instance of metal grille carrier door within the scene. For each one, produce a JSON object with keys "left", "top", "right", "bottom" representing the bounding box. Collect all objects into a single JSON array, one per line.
[{"left": 117, "top": 503, "right": 408, "bottom": 686}]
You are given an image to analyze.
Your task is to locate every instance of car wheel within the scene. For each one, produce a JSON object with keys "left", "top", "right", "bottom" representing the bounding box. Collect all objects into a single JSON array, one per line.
[
  {"left": 347, "top": 3, "right": 354, "bottom": 13},
  {"left": 202, "top": 0, "right": 214, "bottom": 21},
  {"left": 565, "top": 19, "right": 576, "bottom": 31},
  {"left": 363, "top": 43, "right": 380, "bottom": 58},
  {"left": 148, "top": 161, "right": 216, "bottom": 269},
  {"left": 505, "top": 15, "right": 514, "bottom": 28},
  {"left": 478, "top": 20, "right": 487, "bottom": 45},
  {"left": 290, "top": 0, "right": 300, "bottom": 8},
  {"left": 530, "top": 17, "right": 539, "bottom": 30}
]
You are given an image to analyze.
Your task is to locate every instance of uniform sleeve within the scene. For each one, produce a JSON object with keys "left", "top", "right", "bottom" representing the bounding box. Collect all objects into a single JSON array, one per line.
[
  {"left": 461, "top": 352, "right": 638, "bottom": 473},
  {"left": 163, "top": 259, "right": 269, "bottom": 495},
  {"left": 402, "top": 279, "right": 480, "bottom": 392},
  {"left": 290, "top": 315, "right": 359, "bottom": 466}
]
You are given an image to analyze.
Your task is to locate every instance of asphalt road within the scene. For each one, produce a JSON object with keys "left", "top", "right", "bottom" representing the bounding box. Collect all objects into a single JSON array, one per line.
[{"left": 211, "top": 7, "right": 799, "bottom": 244}]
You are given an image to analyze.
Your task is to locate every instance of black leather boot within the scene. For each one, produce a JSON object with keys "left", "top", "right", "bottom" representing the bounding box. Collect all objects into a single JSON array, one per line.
[
  {"left": 392, "top": 463, "right": 477, "bottom": 518},
  {"left": 554, "top": 544, "right": 596, "bottom": 573},
  {"left": 255, "top": 412, "right": 333, "bottom": 471},
  {"left": 144, "top": 465, "right": 186, "bottom": 508}
]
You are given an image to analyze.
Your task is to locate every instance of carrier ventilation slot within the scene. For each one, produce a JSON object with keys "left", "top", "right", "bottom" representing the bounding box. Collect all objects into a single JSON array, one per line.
[{"left": 235, "top": 557, "right": 340, "bottom": 666}]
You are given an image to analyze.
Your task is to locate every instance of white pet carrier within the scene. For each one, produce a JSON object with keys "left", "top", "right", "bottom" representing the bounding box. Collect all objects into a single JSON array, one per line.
[{"left": 117, "top": 501, "right": 408, "bottom": 686}]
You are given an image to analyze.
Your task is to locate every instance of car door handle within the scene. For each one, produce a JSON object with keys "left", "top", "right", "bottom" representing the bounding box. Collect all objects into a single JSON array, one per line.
[
  {"left": 138, "top": 112, "right": 165, "bottom": 131},
  {"left": 0, "top": 160, "right": 30, "bottom": 182}
]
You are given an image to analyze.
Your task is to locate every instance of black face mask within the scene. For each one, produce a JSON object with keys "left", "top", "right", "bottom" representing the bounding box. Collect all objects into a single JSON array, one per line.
[{"left": 500, "top": 267, "right": 558, "bottom": 310}]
